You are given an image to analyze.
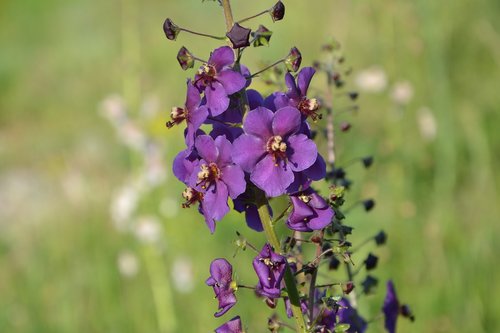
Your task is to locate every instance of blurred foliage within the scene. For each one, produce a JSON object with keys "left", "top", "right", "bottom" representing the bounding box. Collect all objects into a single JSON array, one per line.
[{"left": 0, "top": 0, "right": 499, "bottom": 332}]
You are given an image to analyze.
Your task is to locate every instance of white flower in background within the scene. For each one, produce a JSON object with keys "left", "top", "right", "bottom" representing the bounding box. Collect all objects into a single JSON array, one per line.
[
  {"left": 100, "top": 94, "right": 127, "bottom": 126},
  {"left": 160, "top": 197, "right": 179, "bottom": 219},
  {"left": 391, "top": 81, "right": 414, "bottom": 105},
  {"left": 142, "top": 142, "right": 167, "bottom": 187},
  {"left": 119, "top": 122, "right": 147, "bottom": 152},
  {"left": 117, "top": 250, "right": 140, "bottom": 278},
  {"left": 111, "top": 184, "right": 139, "bottom": 232},
  {"left": 355, "top": 66, "right": 388, "bottom": 93},
  {"left": 417, "top": 107, "right": 437, "bottom": 142},
  {"left": 140, "top": 95, "right": 161, "bottom": 120},
  {"left": 171, "top": 256, "right": 194, "bottom": 293},
  {"left": 134, "top": 216, "right": 162, "bottom": 244}
]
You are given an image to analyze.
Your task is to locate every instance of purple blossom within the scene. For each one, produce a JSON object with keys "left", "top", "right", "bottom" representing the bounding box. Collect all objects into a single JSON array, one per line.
[
  {"left": 215, "top": 316, "right": 243, "bottom": 333},
  {"left": 253, "top": 243, "right": 287, "bottom": 298},
  {"left": 338, "top": 298, "right": 367, "bottom": 333},
  {"left": 166, "top": 80, "right": 208, "bottom": 149},
  {"left": 383, "top": 280, "right": 399, "bottom": 333},
  {"left": 287, "top": 188, "right": 334, "bottom": 232},
  {"left": 194, "top": 46, "right": 246, "bottom": 116},
  {"left": 232, "top": 194, "right": 269, "bottom": 232},
  {"left": 284, "top": 67, "right": 322, "bottom": 120},
  {"left": 232, "top": 106, "right": 318, "bottom": 197},
  {"left": 206, "top": 258, "right": 237, "bottom": 318}
]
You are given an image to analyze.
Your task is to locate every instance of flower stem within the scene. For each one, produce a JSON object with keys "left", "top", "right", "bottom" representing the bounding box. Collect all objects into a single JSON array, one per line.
[
  {"left": 179, "top": 27, "right": 226, "bottom": 40},
  {"left": 221, "top": 0, "right": 235, "bottom": 32},
  {"left": 237, "top": 9, "right": 268, "bottom": 24},
  {"left": 250, "top": 58, "right": 285, "bottom": 78},
  {"left": 255, "top": 189, "right": 308, "bottom": 333}
]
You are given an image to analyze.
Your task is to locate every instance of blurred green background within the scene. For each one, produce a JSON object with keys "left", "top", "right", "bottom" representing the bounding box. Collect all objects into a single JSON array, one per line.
[{"left": 1, "top": 0, "right": 499, "bottom": 332}]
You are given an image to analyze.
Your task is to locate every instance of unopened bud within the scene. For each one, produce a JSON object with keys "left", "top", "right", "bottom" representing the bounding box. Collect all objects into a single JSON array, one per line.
[
  {"left": 342, "top": 281, "right": 355, "bottom": 294},
  {"left": 361, "top": 275, "right": 378, "bottom": 294},
  {"left": 226, "top": 23, "right": 251, "bottom": 49},
  {"left": 401, "top": 304, "right": 415, "bottom": 322},
  {"left": 270, "top": 1, "right": 285, "bottom": 22},
  {"left": 285, "top": 47, "right": 302, "bottom": 72},
  {"left": 363, "top": 199, "right": 375, "bottom": 211},
  {"left": 176, "top": 46, "right": 195, "bottom": 70},
  {"left": 340, "top": 122, "right": 351, "bottom": 132},
  {"left": 252, "top": 25, "right": 273, "bottom": 47},
  {"left": 361, "top": 156, "right": 374, "bottom": 168},
  {"left": 374, "top": 230, "right": 387, "bottom": 245},
  {"left": 364, "top": 253, "right": 378, "bottom": 270},
  {"left": 163, "top": 18, "right": 180, "bottom": 40}
]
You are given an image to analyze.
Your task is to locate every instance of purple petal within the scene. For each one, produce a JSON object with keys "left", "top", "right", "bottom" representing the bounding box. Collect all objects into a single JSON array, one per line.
[
  {"left": 272, "top": 107, "right": 301, "bottom": 138},
  {"left": 172, "top": 150, "right": 196, "bottom": 184},
  {"left": 303, "top": 154, "right": 326, "bottom": 180},
  {"left": 383, "top": 280, "right": 399, "bottom": 333},
  {"left": 203, "top": 181, "right": 230, "bottom": 229},
  {"left": 195, "top": 135, "right": 218, "bottom": 163},
  {"left": 185, "top": 106, "right": 208, "bottom": 149},
  {"left": 209, "top": 46, "right": 234, "bottom": 71},
  {"left": 285, "top": 72, "right": 300, "bottom": 99},
  {"left": 185, "top": 79, "right": 201, "bottom": 111},
  {"left": 308, "top": 205, "right": 334, "bottom": 230},
  {"left": 232, "top": 134, "right": 266, "bottom": 172},
  {"left": 246, "top": 89, "right": 264, "bottom": 109},
  {"left": 244, "top": 204, "right": 264, "bottom": 232},
  {"left": 214, "top": 135, "right": 232, "bottom": 167},
  {"left": 215, "top": 316, "right": 242, "bottom": 333},
  {"left": 207, "top": 258, "right": 233, "bottom": 283},
  {"left": 214, "top": 292, "right": 237, "bottom": 317},
  {"left": 243, "top": 106, "right": 274, "bottom": 139},
  {"left": 221, "top": 165, "right": 246, "bottom": 198},
  {"left": 287, "top": 134, "right": 317, "bottom": 171},
  {"left": 206, "top": 81, "right": 229, "bottom": 116},
  {"left": 251, "top": 155, "right": 294, "bottom": 197},
  {"left": 217, "top": 69, "right": 246, "bottom": 95},
  {"left": 297, "top": 67, "right": 316, "bottom": 97},
  {"left": 264, "top": 92, "right": 289, "bottom": 111}
]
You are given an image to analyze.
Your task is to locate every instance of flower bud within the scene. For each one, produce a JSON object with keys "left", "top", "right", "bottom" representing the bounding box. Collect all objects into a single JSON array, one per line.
[
  {"left": 270, "top": 1, "right": 285, "bottom": 22},
  {"left": 342, "top": 281, "right": 355, "bottom": 295},
  {"left": 340, "top": 122, "right": 351, "bottom": 132},
  {"left": 252, "top": 25, "right": 273, "bottom": 47},
  {"left": 285, "top": 47, "right": 302, "bottom": 72},
  {"left": 374, "top": 230, "right": 387, "bottom": 245},
  {"left": 176, "top": 46, "right": 195, "bottom": 70},
  {"left": 163, "top": 18, "right": 180, "bottom": 40},
  {"left": 363, "top": 199, "right": 375, "bottom": 211},
  {"left": 364, "top": 253, "right": 378, "bottom": 270},
  {"left": 361, "top": 275, "right": 378, "bottom": 294},
  {"left": 401, "top": 304, "right": 415, "bottom": 322},
  {"left": 328, "top": 256, "right": 340, "bottom": 270},
  {"left": 226, "top": 23, "right": 251, "bottom": 49},
  {"left": 361, "top": 156, "right": 374, "bottom": 168}
]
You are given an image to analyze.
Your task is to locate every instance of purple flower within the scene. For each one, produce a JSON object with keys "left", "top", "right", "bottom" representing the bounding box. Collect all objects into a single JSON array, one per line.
[
  {"left": 287, "top": 188, "right": 334, "bottom": 231},
  {"left": 232, "top": 195, "right": 269, "bottom": 232},
  {"left": 338, "top": 298, "right": 367, "bottom": 333},
  {"left": 232, "top": 106, "right": 318, "bottom": 197},
  {"left": 206, "top": 259, "right": 238, "bottom": 318},
  {"left": 166, "top": 80, "right": 208, "bottom": 149},
  {"left": 215, "top": 316, "right": 243, "bottom": 333},
  {"left": 253, "top": 243, "right": 287, "bottom": 298},
  {"left": 383, "top": 280, "right": 399, "bottom": 333},
  {"left": 283, "top": 67, "right": 322, "bottom": 121},
  {"left": 190, "top": 135, "right": 246, "bottom": 232},
  {"left": 194, "top": 46, "right": 246, "bottom": 116}
]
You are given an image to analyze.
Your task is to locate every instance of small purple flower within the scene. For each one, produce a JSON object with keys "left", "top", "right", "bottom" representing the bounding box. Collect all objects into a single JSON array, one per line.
[
  {"left": 215, "top": 316, "right": 243, "bottom": 333},
  {"left": 206, "top": 258, "right": 238, "bottom": 318},
  {"left": 194, "top": 46, "right": 246, "bottom": 116},
  {"left": 383, "top": 280, "right": 399, "bottom": 333},
  {"left": 338, "top": 298, "right": 367, "bottom": 333},
  {"left": 287, "top": 188, "right": 334, "bottom": 231},
  {"left": 166, "top": 80, "right": 208, "bottom": 149},
  {"left": 283, "top": 67, "right": 322, "bottom": 121},
  {"left": 253, "top": 243, "right": 287, "bottom": 298},
  {"left": 232, "top": 106, "right": 318, "bottom": 197},
  {"left": 189, "top": 135, "right": 246, "bottom": 232}
]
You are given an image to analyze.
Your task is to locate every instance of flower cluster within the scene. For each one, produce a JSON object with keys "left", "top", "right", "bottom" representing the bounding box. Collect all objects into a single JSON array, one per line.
[{"left": 164, "top": 1, "right": 413, "bottom": 332}]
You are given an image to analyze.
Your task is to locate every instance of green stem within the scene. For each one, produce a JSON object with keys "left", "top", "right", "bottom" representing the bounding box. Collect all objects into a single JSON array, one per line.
[{"left": 255, "top": 189, "right": 308, "bottom": 333}]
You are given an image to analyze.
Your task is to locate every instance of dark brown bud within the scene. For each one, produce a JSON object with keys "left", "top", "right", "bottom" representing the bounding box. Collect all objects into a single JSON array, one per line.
[
  {"left": 270, "top": 1, "right": 285, "bottom": 22},
  {"left": 285, "top": 47, "right": 302, "bottom": 72},
  {"left": 226, "top": 23, "right": 251, "bottom": 49},
  {"left": 176, "top": 46, "right": 195, "bottom": 70},
  {"left": 163, "top": 18, "right": 180, "bottom": 40},
  {"left": 340, "top": 122, "right": 351, "bottom": 132},
  {"left": 251, "top": 25, "right": 273, "bottom": 47},
  {"left": 342, "top": 281, "right": 355, "bottom": 294}
]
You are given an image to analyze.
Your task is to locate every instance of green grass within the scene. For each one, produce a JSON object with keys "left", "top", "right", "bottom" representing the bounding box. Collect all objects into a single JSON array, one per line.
[{"left": 0, "top": 0, "right": 499, "bottom": 332}]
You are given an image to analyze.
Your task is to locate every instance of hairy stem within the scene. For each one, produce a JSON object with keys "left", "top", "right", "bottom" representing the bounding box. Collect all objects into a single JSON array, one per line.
[{"left": 221, "top": 0, "right": 235, "bottom": 32}]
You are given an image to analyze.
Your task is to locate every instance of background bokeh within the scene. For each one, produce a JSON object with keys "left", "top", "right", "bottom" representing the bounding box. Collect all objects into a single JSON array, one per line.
[{"left": 1, "top": 0, "right": 499, "bottom": 332}]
